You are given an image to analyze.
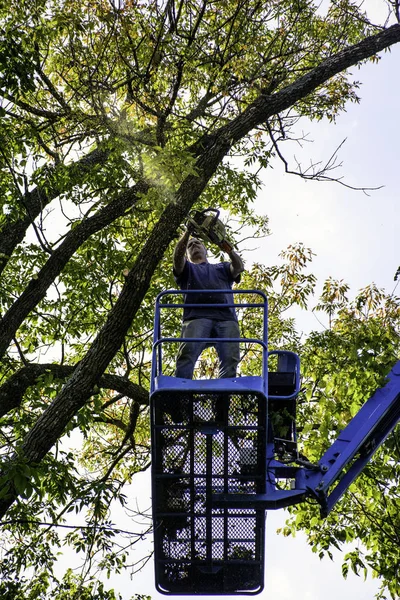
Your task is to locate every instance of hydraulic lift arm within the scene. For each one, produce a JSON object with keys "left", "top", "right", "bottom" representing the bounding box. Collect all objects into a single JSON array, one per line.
[
  {"left": 214, "top": 359, "right": 400, "bottom": 517},
  {"left": 305, "top": 359, "right": 400, "bottom": 516}
]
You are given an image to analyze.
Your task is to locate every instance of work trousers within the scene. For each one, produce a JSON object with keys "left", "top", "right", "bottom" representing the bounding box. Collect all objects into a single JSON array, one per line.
[{"left": 175, "top": 318, "right": 240, "bottom": 379}]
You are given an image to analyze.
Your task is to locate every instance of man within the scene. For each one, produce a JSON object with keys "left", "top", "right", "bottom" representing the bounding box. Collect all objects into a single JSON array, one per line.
[{"left": 173, "top": 226, "right": 245, "bottom": 379}]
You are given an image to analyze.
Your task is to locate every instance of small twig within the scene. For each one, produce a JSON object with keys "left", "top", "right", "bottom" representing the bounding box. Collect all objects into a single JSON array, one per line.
[
  {"left": 266, "top": 121, "right": 383, "bottom": 193},
  {"left": 0, "top": 518, "right": 149, "bottom": 538},
  {"left": 12, "top": 337, "right": 29, "bottom": 366},
  {"left": 393, "top": 0, "right": 400, "bottom": 23}
]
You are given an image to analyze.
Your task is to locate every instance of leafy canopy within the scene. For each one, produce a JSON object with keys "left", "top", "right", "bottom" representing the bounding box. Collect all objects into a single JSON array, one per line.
[{"left": 0, "top": 0, "right": 399, "bottom": 598}]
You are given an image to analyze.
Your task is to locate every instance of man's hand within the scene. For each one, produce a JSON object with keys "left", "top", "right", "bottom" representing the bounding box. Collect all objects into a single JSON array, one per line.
[
  {"left": 185, "top": 217, "right": 197, "bottom": 236},
  {"left": 218, "top": 239, "right": 234, "bottom": 253}
]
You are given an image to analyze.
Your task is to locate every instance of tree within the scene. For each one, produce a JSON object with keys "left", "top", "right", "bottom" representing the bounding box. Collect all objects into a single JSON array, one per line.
[
  {"left": 231, "top": 259, "right": 400, "bottom": 599},
  {"left": 285, "top": 279, "right": 400, "bottom": 600},
  {"left": 0, "top": 0, "right": 399, "bottom": 596}
]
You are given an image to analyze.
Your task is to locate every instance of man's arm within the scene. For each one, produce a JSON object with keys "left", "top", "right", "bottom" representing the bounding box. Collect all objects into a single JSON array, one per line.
[
  {"left": 173, "top": 229, "right": 190, "bottom": 275},
  {"left": 228, "top": 249, "right": 245, "bottom": 280}
]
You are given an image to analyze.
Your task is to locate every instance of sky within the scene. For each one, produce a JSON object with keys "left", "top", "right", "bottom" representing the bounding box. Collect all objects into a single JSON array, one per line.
[
  {"left": 249, "top": 45, "right": 400, "bottom": 336},
  {"left": 107, "top": 19, "right": 400, "bottom": 600},
  {"left": 108, "top": 471, "right": 383, "bottom": 600}
]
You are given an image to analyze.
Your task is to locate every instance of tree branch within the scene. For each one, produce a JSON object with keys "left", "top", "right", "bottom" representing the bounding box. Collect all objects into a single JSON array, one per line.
[
  {"left": 0, "top": 180, "right": 149, "bottom": 360},
  {"left": 267, "top": 124, "right": 383, "bottom": 192},
  {"left": 0, "top": 146, "right": 110, "bottom": 276},
  {"left": 0, "top": 362, "right": 149, "bottom": 419}
]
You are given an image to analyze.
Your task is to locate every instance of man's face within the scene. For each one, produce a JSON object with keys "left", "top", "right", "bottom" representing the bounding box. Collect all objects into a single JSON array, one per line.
[{"left": 187, "top": 238, "right": 207, "bottom": 262}]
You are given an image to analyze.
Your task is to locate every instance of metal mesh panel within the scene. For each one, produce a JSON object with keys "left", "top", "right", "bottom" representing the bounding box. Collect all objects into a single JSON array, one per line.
[{"left": 152, "top": 391, "right": 266, "bottom": 594}]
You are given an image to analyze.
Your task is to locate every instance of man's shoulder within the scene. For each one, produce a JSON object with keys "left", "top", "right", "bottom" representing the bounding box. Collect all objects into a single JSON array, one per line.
[{"left": 210, "top": 261, "right": 230, "bottom": 271}]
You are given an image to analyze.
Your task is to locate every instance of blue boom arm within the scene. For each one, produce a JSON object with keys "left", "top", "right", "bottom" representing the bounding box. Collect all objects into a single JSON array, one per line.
[{"left": 305, "top": 360, "right": 400, "bottom": 516}]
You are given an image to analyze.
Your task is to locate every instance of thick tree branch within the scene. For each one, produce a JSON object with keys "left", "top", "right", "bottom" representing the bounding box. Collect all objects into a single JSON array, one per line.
[
  {"left": 0, "top": 363, "right": 149, "bottom": 419},
  {"left": 0, "top": 180, "right": 148, "bottom": 360},
  {"left": 0, "top": 146, "right": 110, "bottom": 276}
]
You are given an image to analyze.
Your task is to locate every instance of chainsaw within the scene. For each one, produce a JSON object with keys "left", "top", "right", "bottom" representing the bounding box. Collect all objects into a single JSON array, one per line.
[{"left": 186, "top": 208, "right": 235, "bottom": 253}]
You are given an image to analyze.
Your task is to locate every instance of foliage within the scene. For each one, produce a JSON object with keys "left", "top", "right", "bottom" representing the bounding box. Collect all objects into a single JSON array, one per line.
[
  {"left": 0, "top": 0, "right": 399, "bottom": 598},
  {"left": 279, "top": 282, "right": 400, "bottom": 599},
  {"left": 0, "top": 567, "right": 149, "bottom": 599}
]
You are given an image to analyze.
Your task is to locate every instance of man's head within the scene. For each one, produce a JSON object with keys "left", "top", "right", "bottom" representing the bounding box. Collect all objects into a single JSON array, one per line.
[{"left": 187, "top": 237, "right": 208, "bottom": 264}]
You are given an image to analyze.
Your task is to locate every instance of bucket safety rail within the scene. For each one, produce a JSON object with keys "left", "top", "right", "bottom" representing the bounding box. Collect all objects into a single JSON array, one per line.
[{"left": 151, "top": 289, "right": 269, "bottom": 392}]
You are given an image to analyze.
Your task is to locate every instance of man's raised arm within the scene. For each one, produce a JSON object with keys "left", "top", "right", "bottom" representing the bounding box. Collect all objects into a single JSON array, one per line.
[
  {"left": 173, "top": 229, "right": 190, "bottom": 276},
  {"left": 228, "top": 249, "right": 245, "bottom": 280}
]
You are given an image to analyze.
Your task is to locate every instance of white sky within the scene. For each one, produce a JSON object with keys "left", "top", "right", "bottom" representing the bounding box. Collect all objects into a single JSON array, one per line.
[
  {"left": 106, "top": 469, "right": 383, "bottom": 600},
  {"left": 249, "top": 44, "right": 400, "bottom": 335},
  {"left": 107, "top": 31, "right": 400, "bottom": 600}
]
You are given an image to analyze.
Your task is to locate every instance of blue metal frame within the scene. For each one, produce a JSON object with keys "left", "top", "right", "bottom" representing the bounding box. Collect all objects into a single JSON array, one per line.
[
  {"left": 150, "top": 289, "right": 303, "bottom": 595},
  {"left": 306, "top": 360, "right": 400, "bottom": 515},
  {"left": 151, "top": 289, "right": 300, "bottom": 399},
  {"left": 213, "top": 361, "right": 400, "bottom": 515},
  {"left": 149, "top": 289, "right": 400, "bottom": 595}
]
